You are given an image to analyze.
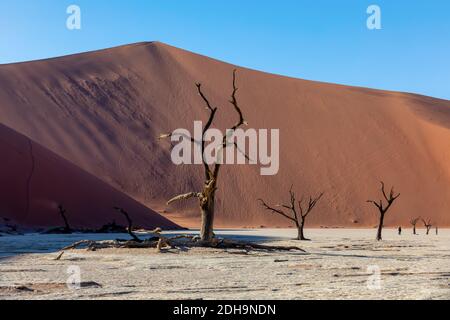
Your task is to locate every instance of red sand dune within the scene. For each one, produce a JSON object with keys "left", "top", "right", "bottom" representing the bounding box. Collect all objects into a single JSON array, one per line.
[
  {"left": 0, "top": 41, "right": 449, "bottom": 228},
  {"left": 0, "top": 123, "right": 180, "bottom": 230}
]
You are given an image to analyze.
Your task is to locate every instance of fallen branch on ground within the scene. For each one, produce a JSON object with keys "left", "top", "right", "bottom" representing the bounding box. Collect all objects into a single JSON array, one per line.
[{"left": 58, "top": 234, "right": 306, "bottom": 254}]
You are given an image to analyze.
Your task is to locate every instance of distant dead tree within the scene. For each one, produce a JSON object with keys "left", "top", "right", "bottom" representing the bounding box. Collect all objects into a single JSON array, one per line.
[
  {"left": 259, "top": 186, "right": 324, "bottom": 241},
  {"left": 161, "top": 70, "right": 247, "bottom": 242},
  {"left": 367, "top": 181, "right": 400, "bottom": 241},
  {"left": 436, "top": 226, "right": 438, "bottom": 235},
  {"left": 113, "top": 207, "right": 141, "bottom": 242},
  {"left": 410, "top": 217, "right": 420, "bottom": 235},
  {"left": 421, "top": 218, "right": 433, "bottom": 235},
  {"left": 58, "top": 205, "right": 72, "bottom": 233}
]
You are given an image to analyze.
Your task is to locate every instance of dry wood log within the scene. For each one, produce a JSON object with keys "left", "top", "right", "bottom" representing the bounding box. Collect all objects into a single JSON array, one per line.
[{"left": 60, "top": 235, "right": 306, "bottom": 253}]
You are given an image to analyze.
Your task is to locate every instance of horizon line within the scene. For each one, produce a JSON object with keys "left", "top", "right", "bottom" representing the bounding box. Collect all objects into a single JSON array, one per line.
[{"left": 1, "top": 40, "right": 448, "bottom": 102}]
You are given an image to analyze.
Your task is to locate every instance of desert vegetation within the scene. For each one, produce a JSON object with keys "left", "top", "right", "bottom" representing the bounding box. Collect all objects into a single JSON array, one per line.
[
  {"left": 259, "top": 186, "right": 324, "bottom": 241},
  {"left": 58, "top": 205, "right": 72, "bottom": 234},
  {"left": 410, "top": 217, "right": 420, "bottom": 235},
  {"left": 161, "top": 69, "right": 247, "bottom": 243},
  {"left": 367, "top": 181, "right": 400, "bottom": 241},
  {"left": 57, "top": 71, "right": 305, "bottom": 253},
  {"left": 421, "top": 218, "right": 433, "bottom": 235},
  {"left": 113, "top": 207, "right": 142, "bottom": 242},
  {"left": 42, "top": 204, "right": 73, "bottom": 234}
]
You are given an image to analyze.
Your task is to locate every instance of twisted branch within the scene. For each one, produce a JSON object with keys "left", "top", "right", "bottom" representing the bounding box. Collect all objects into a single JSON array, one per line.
[
  {"left": 258, "top": 199, "right": 296, "bottom": 222},
  {"left": 167, "top": 192, "right": 203, "bottom": 205},
  {"left": 367, "top": 181, "right": 400, "bottom": 214},
  {"left": 299, "top": 193, "right": 324, "bottom": 218},
  {"left": 113, "top": 207, "right": 141, "bottom": 242}
]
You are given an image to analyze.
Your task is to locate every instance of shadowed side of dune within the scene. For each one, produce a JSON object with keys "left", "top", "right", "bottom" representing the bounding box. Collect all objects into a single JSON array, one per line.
[{"left": 0, "top": 123, "right": 180, "bottom": 230}]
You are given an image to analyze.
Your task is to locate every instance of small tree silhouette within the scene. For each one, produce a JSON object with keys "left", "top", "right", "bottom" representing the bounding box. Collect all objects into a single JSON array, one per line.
[
  {"left": 259, "top": 186, "right": 324, "bottom": 241},
  {"left": 58, "top": 204, "right": 72, "bottom": 234},
  {"left": 421, "top": 218, "right": 433, "bottom": 235},
  {"left": 113, "top": 207, "right": 141, "bottom": 242},
  {"left": 410, "top": 217, "right": 420, "bottom": 235},
  {"left": 367, "top": 181, "right": 400, "bottom": 241}
]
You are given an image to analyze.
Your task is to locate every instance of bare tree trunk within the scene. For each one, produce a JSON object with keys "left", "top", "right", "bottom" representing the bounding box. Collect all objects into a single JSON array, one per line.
[
  {"left": 295, "top": 221, "right": 301, "bottom": 240},
  {"left": 58, "top": 205, "right": 72, "bottom": 233},
  {"left": 413, "top": 225, "right": 416, "bottom": 235},
  {"left": 376, "top": 213, "right": 385, "bottom": 241},
  {"left": 200, "top": 185, "right": 216, "bottom": 242},
  {"left": 298, "top": 218, "right": 309, "bottom": 241},
  {"left": 61, "top": 213, "right": 71, "bottom": 233}
]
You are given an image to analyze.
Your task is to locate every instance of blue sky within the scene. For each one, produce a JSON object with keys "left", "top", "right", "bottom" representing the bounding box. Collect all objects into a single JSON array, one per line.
[{"left": 0, "top": 0, "right": 449, "bottom": 99}]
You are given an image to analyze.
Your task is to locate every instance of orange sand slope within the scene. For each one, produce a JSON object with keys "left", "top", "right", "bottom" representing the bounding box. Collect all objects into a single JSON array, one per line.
[
  {"left": 0, "top": 41, "right": 449, "bottom": 228},
  {"left": 0, "top": 123, "right": 180, "bottom": 229}
]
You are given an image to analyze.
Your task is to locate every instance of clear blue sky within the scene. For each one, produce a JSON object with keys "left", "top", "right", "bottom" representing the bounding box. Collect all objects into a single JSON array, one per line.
[{"left": 1, "top": 0, "right": 449, "bottom": 99}]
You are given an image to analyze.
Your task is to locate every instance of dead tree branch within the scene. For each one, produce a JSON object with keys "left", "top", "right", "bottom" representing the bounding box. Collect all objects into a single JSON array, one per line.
[
  {"left": 258, "top": 199, "right": 296, "bottom": 223},
  {"left": 113, "top": 207, "right": 141, "bottom": 242},
  {"left": 167, "top": 192, "right": 203, "bottom": 205},
  {"left": 60, "top": 235, "right": 306, "bottom": 254},
  {"left": 299, "top": 193, "right": 324, "bottom": 219}
]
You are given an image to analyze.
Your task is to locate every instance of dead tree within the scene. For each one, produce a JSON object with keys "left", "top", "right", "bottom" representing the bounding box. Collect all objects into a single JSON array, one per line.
[
  {"left": 259, "top": 186, "right": 324, "bottom": 241},
  {"left": 410, "top": 217, "right": 420, "bottom": 235},
  {"left": 367, "top": 181, "right": 400, "bottom": 241},
  {"left": 58, "top": 205, "right": 72, "bottom": 233},
  {"left": 42, "top": 205, "right": 73, "bottom": 234},
  {"left": 162, "top": 70, "right": 247, "bottom": 242},
  {"left": 421, "top": 218, "right": 433, "bottom": 235},
  {"left": 113, "top": 207, "right": 141, "bottom": 242}
]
